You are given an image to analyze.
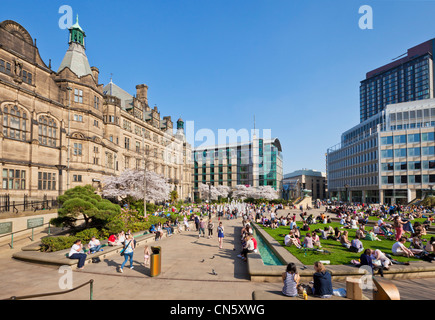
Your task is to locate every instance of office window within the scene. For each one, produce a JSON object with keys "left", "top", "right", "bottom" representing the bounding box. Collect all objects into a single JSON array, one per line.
[
  {"left": 422, "top": 146, "right": 435, "bottom": 156},
  {"left": 381, "top": 136, "right": 393, "bottom": 145},
  {"left": 124, "top": 137, "right": 130, "bottom": 150},
  {"left": 407, "top": 147, "right": 420, "bottom": 157},
  {"left": 422, "top": 132, "right": 435, "bottom": 142},
  {"left": 2, "top": 169, "right": 26, "bottom": 190},
  {"left": 73, "top": 114, "right": 83, "bottom": 122},
  {"left": 394, "top": 135, "right": 406, "bottom": 144},
  {"left": 73, "top": 175, "right": 82, "bottom": 182},
  {"left": 394, "top": 148, "right": 407, "bottom": 158},
  {"left": 381, "top": 149, "right": 393, "bottom": 158},
  {"left": 407, "top": 133, "right": 420, "bottom": 143}
]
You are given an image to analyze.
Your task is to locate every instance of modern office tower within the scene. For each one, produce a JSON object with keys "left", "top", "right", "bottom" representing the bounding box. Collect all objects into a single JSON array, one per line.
[
  {"left": 328, "top": 38, "right": 435, "bottom": 205},
  {"left": 0, "top": 18, "right": 193, "bottom": 202},
  {"left": 327, "top": 99, "right": 435, "bottom": 205},
  {"left": 360, "top": 39, "right": 435, "bottom": 122},
  {"left": 192, "top": 137, "right": 283, "bottom": 201},
  {"left": 282, "top": 169, "right": 326, "bottom": 201}
]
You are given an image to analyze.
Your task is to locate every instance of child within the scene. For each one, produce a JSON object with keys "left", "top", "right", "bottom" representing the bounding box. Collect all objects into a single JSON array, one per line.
[{"left": 143, "top": 245, "right": 151, "bottom": 266}]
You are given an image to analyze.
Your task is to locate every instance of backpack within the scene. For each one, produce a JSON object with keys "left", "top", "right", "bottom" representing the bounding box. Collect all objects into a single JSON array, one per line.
[{"left": 92, "top": 257, "right": 101, "bottom": 263}]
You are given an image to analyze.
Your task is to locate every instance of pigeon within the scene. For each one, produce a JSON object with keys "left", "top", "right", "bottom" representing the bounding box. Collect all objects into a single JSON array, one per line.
[
  {"left": 200, "top": 259, "right": 205, "bottom": 263},
  {"left": 212, "top": 269, "right": 218, "bottom": 275},
  {"left": 210, "top": 256, "right": 215, "bottom": 259}
]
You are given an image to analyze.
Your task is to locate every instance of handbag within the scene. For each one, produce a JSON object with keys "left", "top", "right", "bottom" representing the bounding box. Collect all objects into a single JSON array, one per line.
[{"left": 120, "top": 241, "right": 132, "bottom": 256}]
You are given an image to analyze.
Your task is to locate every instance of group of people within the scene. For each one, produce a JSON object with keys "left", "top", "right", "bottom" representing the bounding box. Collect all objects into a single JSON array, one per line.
[
  {"left": 237, "top": 222, "right": 257, "bottom": 261},
  {"left": 282, "top": 261, "right": 333, "bottom": 298}
]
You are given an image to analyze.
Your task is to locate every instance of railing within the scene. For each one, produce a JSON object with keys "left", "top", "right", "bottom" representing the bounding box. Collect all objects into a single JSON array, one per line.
[
  {"left": 0, "top": 194, "right": 59, "bottom": 214},
  {"left": 0, "top": 222, "right": 53, "bottom": 249},
  {"left": 3, "top": 279, "right": 94, "bottom": 300}
]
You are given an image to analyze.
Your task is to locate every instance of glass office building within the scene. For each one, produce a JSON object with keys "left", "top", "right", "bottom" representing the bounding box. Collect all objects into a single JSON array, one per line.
[
  {"left": 328, "top": 38, "right": 435, "bottom": 204},
  {"left": 360, "top": 38, "right": 435, "bottom": 122},
  {"left": 327, "top": 99, "right": 435, "bottom": 205},
  {"left": 192, "top": 138, "right": 283, "bottom": 201}
]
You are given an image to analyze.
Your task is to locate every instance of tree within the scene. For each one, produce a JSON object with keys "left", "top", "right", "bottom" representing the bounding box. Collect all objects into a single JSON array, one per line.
[
  {"left": 102, "top": 169, "right": 171, "bottom": 203},
  {"left": 216, "top": 185, "right": 231, "bottom": 199},
  {"left": 232, "top": 185, "right": 250, "bottom": 200},
  {"left": 254, "top": 186, "right": 279, "bottom": 200},
  {"left": 199, "top": 183, "right": 220, "bottom": 201},
  {"left": 170, "top": 188, "right": 178, "bottom": 203},
  {"left": 51, "top": 185, "right": 120, "bottom": 230}
]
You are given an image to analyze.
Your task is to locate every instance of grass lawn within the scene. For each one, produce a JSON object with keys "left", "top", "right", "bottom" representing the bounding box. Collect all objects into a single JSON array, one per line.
[{"left": 259, "top": 221, "right": 433, "bottom": 266}]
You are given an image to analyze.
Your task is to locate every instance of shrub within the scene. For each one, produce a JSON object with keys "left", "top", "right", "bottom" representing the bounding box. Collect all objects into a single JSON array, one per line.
[{"left": 40, "top": 235, "right": 77, "bottom": 252}]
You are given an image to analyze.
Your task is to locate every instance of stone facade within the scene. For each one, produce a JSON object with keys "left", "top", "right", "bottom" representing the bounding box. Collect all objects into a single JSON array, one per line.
[{"left": 0, "top": 19, "right": 193, "bottom": 203}]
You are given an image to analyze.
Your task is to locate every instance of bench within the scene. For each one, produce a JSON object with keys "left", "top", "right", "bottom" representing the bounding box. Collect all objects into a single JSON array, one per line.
[
  {"left": 372, "top": 276, "right": 400, "bottom": 300},
  {"left": 252, "top": 290, "right": 349, "bottom": 300},
  {"left": 13, "top": 221, "right": 195, "bottom": 267}
]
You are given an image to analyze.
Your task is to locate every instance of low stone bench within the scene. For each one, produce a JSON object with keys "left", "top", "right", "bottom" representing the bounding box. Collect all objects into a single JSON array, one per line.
[
  {"left": 252, "top": 290, "right": 349, "bottom": 300},
  {"left": 13, "top": 221, "right": 195, "bottom": 267}
]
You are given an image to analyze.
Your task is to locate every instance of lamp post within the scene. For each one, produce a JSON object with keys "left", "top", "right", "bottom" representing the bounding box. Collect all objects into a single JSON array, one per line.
[
  {"left": 142, "top": 135, "right": 147, "bottom": 217},
  {"left": 66, "top": 86, "right": 72, "bottom": 192},
  {"left": 344, "top": 184, "right": 349, "bottom": 204}
]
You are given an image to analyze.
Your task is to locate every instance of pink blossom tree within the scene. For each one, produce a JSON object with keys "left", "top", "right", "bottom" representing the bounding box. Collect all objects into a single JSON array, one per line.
[{"left": 102, "top": 169, "right": 171, "bottom": 203}]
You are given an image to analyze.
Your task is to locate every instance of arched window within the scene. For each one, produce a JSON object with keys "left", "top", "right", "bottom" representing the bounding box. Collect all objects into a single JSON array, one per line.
[
  {"left": 2, "top": 105, "right": 27, "bottom": 141},
  {"left": 38, "top": 115, "right": 58, "bottom": 147}
]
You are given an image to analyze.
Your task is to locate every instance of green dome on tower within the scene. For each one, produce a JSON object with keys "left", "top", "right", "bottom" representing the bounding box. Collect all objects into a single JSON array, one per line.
[{"left": 69, "top": 15, "right": 86, "bottom": 47}]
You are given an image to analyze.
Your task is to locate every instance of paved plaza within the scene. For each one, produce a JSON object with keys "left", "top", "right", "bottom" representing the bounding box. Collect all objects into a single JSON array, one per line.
[{"left": 1, "top": 208, "right": 435, "bottom": 300}]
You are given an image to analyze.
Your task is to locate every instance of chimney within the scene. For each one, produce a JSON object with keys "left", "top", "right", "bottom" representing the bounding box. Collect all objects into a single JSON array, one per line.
[
  {"left": 136, "top": 84, "right": 148, "bottom": 104},
  {"left": 91, "top": 66, "right": 99, "bottom": 84}
]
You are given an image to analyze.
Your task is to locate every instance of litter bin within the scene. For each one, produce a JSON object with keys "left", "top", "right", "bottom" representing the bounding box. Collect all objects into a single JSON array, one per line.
[{"left": 150, "top": 246, "right": 161, "bottom": 277}]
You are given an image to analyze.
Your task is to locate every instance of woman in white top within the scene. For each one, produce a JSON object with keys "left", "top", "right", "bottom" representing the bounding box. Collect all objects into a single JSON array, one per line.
[{"left": 68, "top": 239, "right": 87, "bottom": 269}]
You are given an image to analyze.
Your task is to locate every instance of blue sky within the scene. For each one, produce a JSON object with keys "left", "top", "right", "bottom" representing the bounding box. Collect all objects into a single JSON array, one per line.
[{"left": 2, "top": 0, "right": 435, "bottom": 174}]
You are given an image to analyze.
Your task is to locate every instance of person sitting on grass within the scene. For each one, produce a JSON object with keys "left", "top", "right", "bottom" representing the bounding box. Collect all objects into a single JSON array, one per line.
[
  {"left": 333, "top": 227, "right": 342, "bottom": 241},
  {"left": 426, "top": 237, "right": 435, "bottom": 253},
  {"left": 301, "top": 221, "right": 310, "bottom": 232},
  {"left": 360, "top": 249, "right": 384, "bottom": 277},
  {"left": 355, "top": 225, "right": 366, "bottom": 239},
  {"left": 285, "top": 232, "right": 302, "bottom": 249},
  {"left": 392, "top": 236, "right": 414, "bottom": 258},
  {"left": 303, "top": 233, "right": 314, "bottom": 249},
  {"left": 350, "top": 234, "right": 364, "bottom": 253},
  {"left": 321, "top": 226, "right": 331, "bottom": 240},
  {"left": 340, "top": 230, "right": 351, "bottom": 249},
  {"left": 312, "top": 231, "right": 322, "bottom": 248},
  {"left": 364, "top": 228, "right": 382, "bottom": 241},
  {"left": 371, "top": 249, "right": 392, "bottom": 270},
  {"left": 409, "top": 234, "right": 424, "bottom": 255}
]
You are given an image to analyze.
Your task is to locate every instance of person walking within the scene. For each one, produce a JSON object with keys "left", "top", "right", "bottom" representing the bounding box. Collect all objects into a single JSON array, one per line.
[
  {"left": 198, "top": 218, "right": 206, "bottom": 238},
  {"left": 118, "top": 234, "right": 135, "bottom": 273},
  {"left": 207, "top": 219, "right": 214, "bottom": 239},
  {"left": 217, "top": 222, "right": 225, "bottom": 249}
]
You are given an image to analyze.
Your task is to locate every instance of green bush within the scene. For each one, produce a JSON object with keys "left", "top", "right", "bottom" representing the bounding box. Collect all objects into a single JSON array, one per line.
[{"left": 41, "top": 235, "right": 77, "bottom": 252}]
